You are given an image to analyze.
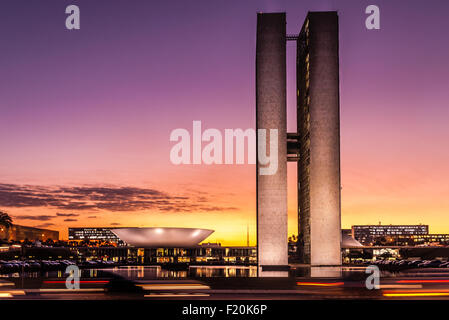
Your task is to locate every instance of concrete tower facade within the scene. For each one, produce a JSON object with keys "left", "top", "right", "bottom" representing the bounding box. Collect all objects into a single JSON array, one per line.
[
  {"left": 256, "top": 12, "right": 288, "bottom": 275},
  {"left": 297, "top": 12, "right": 341, "bottom": 266},
  {"left": 256, "top": 11, "right": 341, "bottom": 273}
]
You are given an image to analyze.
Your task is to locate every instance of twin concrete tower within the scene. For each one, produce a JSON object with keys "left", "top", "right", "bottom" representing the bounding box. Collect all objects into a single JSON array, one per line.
[{"left": 256, "top": 11, "right": 341, "bottom": 275}]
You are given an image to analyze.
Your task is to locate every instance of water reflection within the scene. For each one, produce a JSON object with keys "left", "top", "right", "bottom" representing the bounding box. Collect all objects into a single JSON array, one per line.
[
  {"left": 108, "top": 265, "right": 257, "bottom": 279},
  {"left": 189, "top": 266, "right": 257, "bottom": 278},
  {"left": 5, "top": 265, "right": 449, "bottom": 281},
  {"left": 1, "top": 265, "right": 259, "bottom": 279}
]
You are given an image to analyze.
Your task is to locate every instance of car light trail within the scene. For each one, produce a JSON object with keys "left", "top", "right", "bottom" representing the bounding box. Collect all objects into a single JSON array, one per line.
[
  {"left": 296, "top": 282, "right": 344, "bottom": 287},
  {"left": 383, "top": 292, "right": 449, "bottom": 297},
  {"left": 145, "top": 293, "right": 210, "bottom": 298},
  {"left": 137, "top": 283, "right": 210, "bottom": 290},
  {"left": 379, "top": 285, "right": 422, "bottom": 289},
  {"left": 396, "top": 279, "right": 449, "bottom": 284},
  {"left": 0, "top": 291, "right": 25, "bottom": 297},
  {"left": 38, "top": 288, "right": 105, "bottom": 292},
  {"left": 43, "top": 280, "right": 109, "bottom": 284},
  {"left": 0, "top": 282, "right": 15, "bottom": 287}
]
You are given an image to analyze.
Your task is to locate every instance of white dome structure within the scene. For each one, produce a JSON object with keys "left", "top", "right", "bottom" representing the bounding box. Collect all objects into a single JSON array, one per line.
[
  {"left": 110, "top": 227, "right": 214, "bottom": 248},
  {"left": 342, "top": 233, "right": 364, "bottom": 248}
]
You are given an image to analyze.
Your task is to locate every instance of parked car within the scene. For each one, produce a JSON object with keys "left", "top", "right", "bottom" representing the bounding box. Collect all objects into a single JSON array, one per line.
[
  {"left": 408, "top": 260, "right": 423, "bottom": 267},
  {"left": 418, "top": 260, "right": 442, "bottom": 268}
]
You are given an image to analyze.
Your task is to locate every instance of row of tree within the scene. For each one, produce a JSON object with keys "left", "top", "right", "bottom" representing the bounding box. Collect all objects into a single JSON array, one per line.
[{"left": 0, "top": 210, "right": 12, "bottom": 229}]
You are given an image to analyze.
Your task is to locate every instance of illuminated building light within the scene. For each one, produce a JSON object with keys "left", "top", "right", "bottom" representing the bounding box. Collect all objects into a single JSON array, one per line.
[{"left": 192, "top": 230, "right": 201, "bottom": 237}]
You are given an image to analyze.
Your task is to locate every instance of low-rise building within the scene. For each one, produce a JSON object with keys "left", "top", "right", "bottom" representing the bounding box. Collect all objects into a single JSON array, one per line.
[
  {"left": 352, "top": 225, "right": 428, "bottom": 245},
  {"left": 0, "top": 224, "right": 59, "bottom": 242}
]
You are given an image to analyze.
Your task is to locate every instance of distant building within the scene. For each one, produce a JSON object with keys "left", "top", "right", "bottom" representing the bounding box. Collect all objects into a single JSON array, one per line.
[
  {"left": 68, "top": 228, "right": 124, "bottom": 245},
  {"left": 67, "top": 227, "right": 255, "bottom": 265},
  {"left": 352, "top": 225, "right": 428, "bottom": 245},
  {"left": 397, "top": 234, "right": 449, "bottom": 246},
  {"left": 341, "top": 232, "right": 363, "bottom": 248},
  {"left": 0, "top": 224, "right": 59, "bottom": 242}
]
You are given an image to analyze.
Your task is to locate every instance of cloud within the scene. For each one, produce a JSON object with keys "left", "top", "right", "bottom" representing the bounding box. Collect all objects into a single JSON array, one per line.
[
  {"left": 56, "top": 213, "right": 79, "bottom": 217},
  {"left": 0, "top": 183, "right": 238, "bottom": 214},
  {"left": 14, "top": 215, "right": 54, "bottom": 221},
  {"left": 110, "top": 223, "right": 121, "bottom": 226},
  {"left": 63, "top": 218, "right": 77, "bottom": 222},
  {"left": 87, "top": 216, "right": 97, "bottom": 219},
  {"left": 35, "top": 223, "right": 55, "bottom": 228}
]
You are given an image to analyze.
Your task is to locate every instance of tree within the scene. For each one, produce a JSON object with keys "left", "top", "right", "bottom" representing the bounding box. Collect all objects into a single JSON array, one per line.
[{"left": 0, "top": 211, "right": 13, "bottom": 229}]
